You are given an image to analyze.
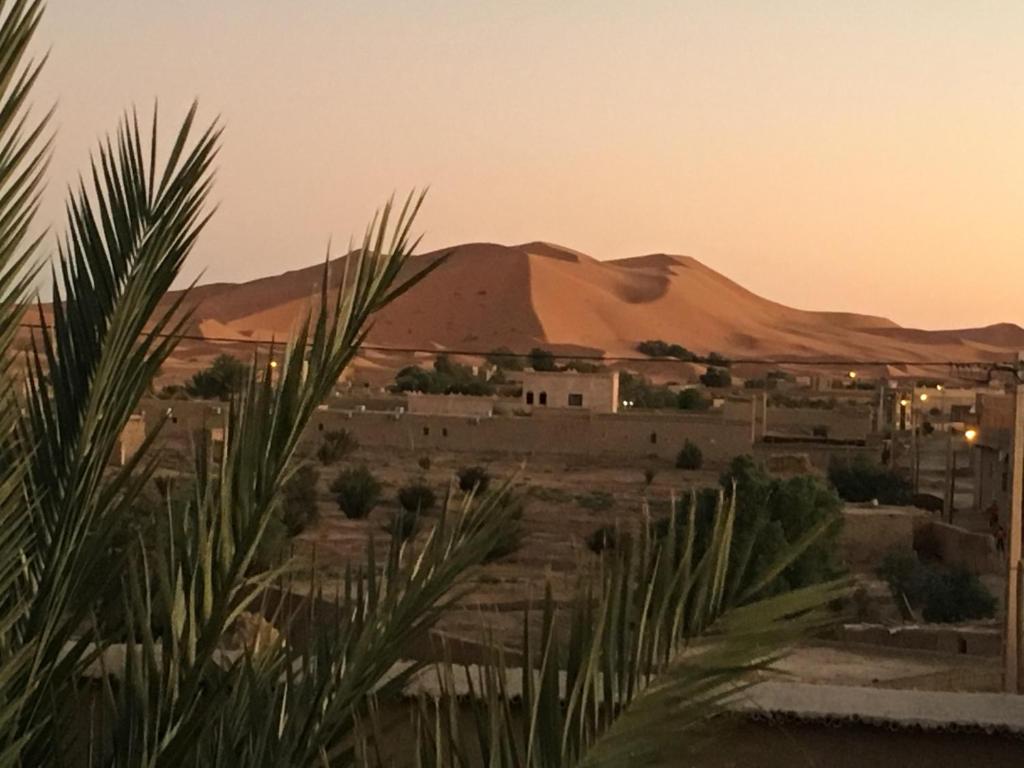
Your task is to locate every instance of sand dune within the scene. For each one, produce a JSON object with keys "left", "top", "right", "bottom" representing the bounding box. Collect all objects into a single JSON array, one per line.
[{"left": 159, "top": 241, "right": 1022, "bottom": 368}]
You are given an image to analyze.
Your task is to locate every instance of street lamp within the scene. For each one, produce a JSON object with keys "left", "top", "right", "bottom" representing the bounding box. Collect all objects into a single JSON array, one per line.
[
  {"left": 269, "top": 360, "right": 279, "bottom": 369},
  {"left": 848, "top": 370, "right": 857, "bottom": 380},
  {"left": 919, "top": 393, "right": 929, "bottom": 402},
  {"left": 965, "top": 427, "right": 978, "bottom": 443}
]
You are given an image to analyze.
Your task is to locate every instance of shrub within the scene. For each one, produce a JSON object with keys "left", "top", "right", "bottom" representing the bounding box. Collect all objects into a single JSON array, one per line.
[
  {"left": 317, "top": 429, "right": 359, "bottom": 465},
  {"left": 699, "top": 366, "right": 731, "bottom": 388},
  {"left": 386, "top": 509, "right": 419, "bottom": 541},
  {"left": 485, "top": 346, "right": 524, "bottom": 371},
  {"left": 457, "top": 465, "right": 490, "bottom": 494},
  {"left": 398, "top": 479, "right": 436, "bottom": 514},
  {"left": 636, "top": 340, "right": 696, "bottom": 361},
  {"left": 394, "top": 355, "right": 496, "bottom": 395},
  {"left": 575, "top": 490, "right": 615, "bottom": 511},
  {"left": 417, "top": 455, "right": 431, "bottom": 471},
  {"left": 484, "top": 498, "right": 525, "bottom": 562},
  {"left": 675, "top": 441, "right": 703, "bottom": 470},
  {"left": 185, "top": 354, "right": 248, "bottom": 400},
  {"left": 280, "top": 464, "right": 320, "bottom": 536},
  {"left": 705, "top": 351, "right": 730, "bottom": 367},
  {"left": 619, "top": 372, "right": 678, "bottom": 410},
  {"left": 677, "top": 388, "right": 710, "bottom": 411},
  {"left": 330, "top": 466, "right": 381, "bottom": 519},
  {"left": 828, "top": 456, "right": 912, "bottom": 505},
  {"left": 528, "top": 347, "right": 558, "bottom": 372},
  {"left": 878, "top": 550, "right": 996, "bottom": 623}
]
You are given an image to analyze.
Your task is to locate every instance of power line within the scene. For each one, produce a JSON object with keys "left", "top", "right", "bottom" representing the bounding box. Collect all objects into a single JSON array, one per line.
[{"left": 14, "top": 321, "right": 1013, "bottom": 369}]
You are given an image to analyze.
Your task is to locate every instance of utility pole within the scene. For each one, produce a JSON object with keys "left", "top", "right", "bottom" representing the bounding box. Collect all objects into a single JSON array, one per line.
[{"left": 1006, "top": 367, "right": 1024, "bottom": 693}]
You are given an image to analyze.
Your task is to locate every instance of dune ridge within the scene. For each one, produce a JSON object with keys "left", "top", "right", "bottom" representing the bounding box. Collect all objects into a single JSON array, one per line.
[{"left": 161, "top": 241, "right": 1022, "bottom": 366}]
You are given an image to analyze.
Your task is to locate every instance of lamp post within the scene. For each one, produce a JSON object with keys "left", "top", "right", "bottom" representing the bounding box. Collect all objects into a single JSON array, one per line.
[{"left": 948, "top": 427, "right": 978, "bottom": 525}]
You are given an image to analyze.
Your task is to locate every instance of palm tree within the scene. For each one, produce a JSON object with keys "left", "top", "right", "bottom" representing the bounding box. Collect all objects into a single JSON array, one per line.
[{"left": 0, "top": 3, "right": 846, "bottom": 766}]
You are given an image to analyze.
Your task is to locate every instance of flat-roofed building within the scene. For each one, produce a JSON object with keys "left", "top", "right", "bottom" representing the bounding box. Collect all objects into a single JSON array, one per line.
[{"left": 521, "top": 370, "right": 619, "bottom": 414}]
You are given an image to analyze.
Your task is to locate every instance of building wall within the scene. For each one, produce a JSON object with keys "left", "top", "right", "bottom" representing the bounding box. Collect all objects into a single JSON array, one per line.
[
  {"left": 300, "top": 408, "right": 752, "bottom": 463},
  {"left": 520, "top": 370, "right": 619, "bottom": 414},
  {"left": 114, "top": 414, "right": 147, "bottom": 467},
  {"left": 406, "top": 393, "right": 495, "bottom": 417}
]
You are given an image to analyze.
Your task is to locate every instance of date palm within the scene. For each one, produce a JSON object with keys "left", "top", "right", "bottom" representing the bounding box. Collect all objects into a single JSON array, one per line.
[{"left": 0, "top": 3, "right": 845, "bottom": 766}]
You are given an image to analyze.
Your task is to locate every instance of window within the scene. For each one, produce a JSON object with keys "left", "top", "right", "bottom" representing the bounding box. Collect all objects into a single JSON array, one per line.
[
  {"left": 317, "top": 423, "right": 324, "bottom": 432},
  {"left": 442, "top": 427, "right": 448, "bottom": 437},
  {"left": 422, "top": 426, "right": 430, "bottom": 436},
  {"left": 526, "top": 391, "right": 534, "bottom": 405},
  {"left": 539, "top": 392, "right": 548, "bottom": 406},
  {"left": 650, "top": 432, "right": 657, "bottom": 444},
  {"left": 568, "top": 393, "right": 584, "bottom": 407}
]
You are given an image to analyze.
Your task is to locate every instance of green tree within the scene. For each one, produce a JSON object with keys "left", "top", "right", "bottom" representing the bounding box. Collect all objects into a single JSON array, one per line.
[
  {"left": 828, "top": 455, "right": 912, "bottom": 505},
  {"left": 700, "top": 366, "right": 732, "bottom": 388},
  {"left": 185, "top": 353, "right": 248, "bottom": 400},
  {"left": 485, "top": 345, "right": 524, "bottom": 370},
  {"left": 677, "top": 387, "right": 710, "bottom": 411},
  {"left": 528, "top": 346, "right": 558, "bottom": 371}
]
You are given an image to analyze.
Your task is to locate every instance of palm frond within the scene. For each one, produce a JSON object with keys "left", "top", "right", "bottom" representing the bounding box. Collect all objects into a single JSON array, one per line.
[
  {"left": 7, "top": 103, "right": 219, "bottom": 764},
  {"left": 98, "top": 193, "right": 460, "bottom": 767},
  {"left": 0, "top": 1, "right": 53, "bottom": 765},
  {"left": 412, "top": 492, "right": 851, "bottom": 768}
]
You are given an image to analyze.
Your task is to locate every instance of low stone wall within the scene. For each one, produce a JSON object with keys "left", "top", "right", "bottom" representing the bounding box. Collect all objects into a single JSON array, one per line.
[
  {"left": 835, "top": 622, "right": 1001, "bottom": 657},
  {"left": 914, "top": 520, "right": 1001, "bottom": 576},
  {"left": 840, "top": 506, "right": 928, "bottom": 571}
]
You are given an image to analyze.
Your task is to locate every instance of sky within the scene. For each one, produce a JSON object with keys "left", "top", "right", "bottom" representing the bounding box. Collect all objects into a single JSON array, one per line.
[{"left": 32, "top": 1, "right": 1024, "bottom": 329}]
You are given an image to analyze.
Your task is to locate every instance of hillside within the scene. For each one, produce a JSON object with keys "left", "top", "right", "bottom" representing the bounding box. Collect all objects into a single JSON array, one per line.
[{"left": 158, "top": 241, "right": 1021, "bottom": 374}]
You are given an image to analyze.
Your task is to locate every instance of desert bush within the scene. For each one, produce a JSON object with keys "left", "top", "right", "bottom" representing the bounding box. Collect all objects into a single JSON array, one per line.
[
  {"left": 457, "top": 465, "right": 490, "bottom": 494},
  {"left": 878, "top": 550, "right": 996, "bottom": 623},
  {"left": 675, "top": 440, "right": 703, "bottom": 470},
  {"left": 280, "top": 463, "right": 320, "bottom": 536},
  {"left": 398, "top": 479, "right": 436, "bottom": 514},
  {"left": 636, "top": 339, "right": 696, "bottom": 361},
  {"left": 528, "top": 347, "right": 558, "bottom": 372},
  {"left": 386, "top": 509, "right": 419, "bottom": 541},
  {"left": 484, "top": 498, "right": 525, "bottom": 562},
  {"left": 317, "top": 428, "right": 359, "bottom": 465},
  {"left": 699, "top": 366, "right": 731, "bottom": 388},
  {"left": 677, "top": 388, "right": 710, "bottom": 411},
  {"left": 394, "top": 354, "right": 495, "bottom": 395},
  {"left": 185, "top": 354, "right": 248, "bottom": 400},
  {"left": 828, "top": 456, "right": 912, "bottom": 505},
  {"left": 330, "top": 465, "right": 382, "bottom": 519}
]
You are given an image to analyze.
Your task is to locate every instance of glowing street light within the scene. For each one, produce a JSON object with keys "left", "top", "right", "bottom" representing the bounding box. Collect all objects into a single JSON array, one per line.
[
  {"left": 269, "top": 360, "right": 279, "bottom": 369},
  {"left": 965, "top": 427, "right": 978, "bottom": 443},
  {"left": 937, "top": 384, "right": 944, "bottom": 391},
  {"left": 848, "top": 370, "right": 858, "bottom": 380},
  {"left": 919, "top": 393, "right": 929, "bottom": 402},
  {"left": 899, "top": 397, "right": 910, "bottom": 407}
]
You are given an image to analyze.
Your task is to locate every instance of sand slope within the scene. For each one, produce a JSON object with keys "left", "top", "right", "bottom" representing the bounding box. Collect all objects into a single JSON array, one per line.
[{"left": 162, "top": 241, "right": 1022, "bottom": 365}]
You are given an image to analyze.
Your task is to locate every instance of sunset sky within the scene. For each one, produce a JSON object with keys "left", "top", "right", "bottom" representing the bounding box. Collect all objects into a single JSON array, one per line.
[{"left": 35, "top": 1, "right": 1024, "bottom": 329}]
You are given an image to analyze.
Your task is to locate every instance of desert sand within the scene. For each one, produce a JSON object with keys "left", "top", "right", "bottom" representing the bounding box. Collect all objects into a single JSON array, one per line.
[{"left": 152, "top": 241, "right": 1022, "bottom": 372}]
